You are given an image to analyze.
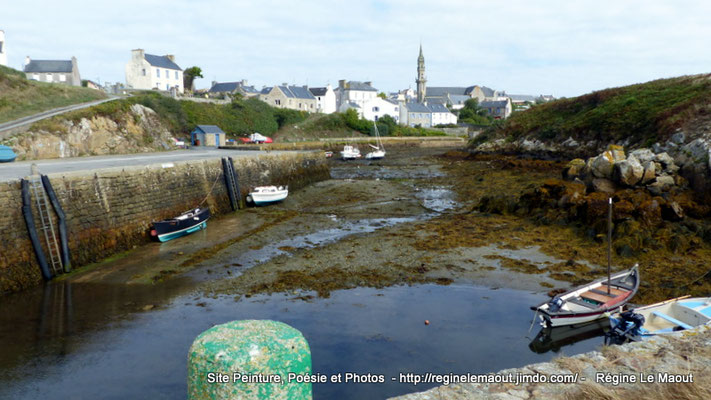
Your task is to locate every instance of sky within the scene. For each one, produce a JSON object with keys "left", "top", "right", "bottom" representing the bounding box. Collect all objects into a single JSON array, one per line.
[{"left": 2, "top": 0, "right": 710, "bottom": 97}]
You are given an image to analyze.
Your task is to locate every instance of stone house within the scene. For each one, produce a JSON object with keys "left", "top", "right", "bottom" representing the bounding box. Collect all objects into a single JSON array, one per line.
[
  {"left": 425, "top": 85, "right": 504, "bottom": 107},
  {"left": 308, "top": 84, "right": 337, "bottom": 113},
  {"left": 191, "top": 125, "right": 226, "bottom": 147},
  {"left": 479, "top": 98, "right": 513, "bottom": 119},
  {"left": 259, "top": 85, "right": 317, "bottom": 112},
  {"left": 399, "top": 102, "right": 457, "bottom": 128},
  {"left": 334, "top": 80, "right": 378, "bottom": 110},
  {"left": 23, "top": 56, "right": 81, "bottom": 86},
  {"left": 125, "top": 49, "right": 184, "bottom": 93},
  {"left": 0, "top": 30, "right": 6, "bottom": 67},
  {"left": 208, "top": 80, "right": 260, "bottom": 98}
]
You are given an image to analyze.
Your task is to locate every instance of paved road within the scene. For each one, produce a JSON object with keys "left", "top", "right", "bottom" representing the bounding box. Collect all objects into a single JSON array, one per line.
[
  {"left": 0, "top": 149, "right": 273, "bottom": 182},
  {"left": 0, "top": 96, "right": 121, "bottom": 138}
]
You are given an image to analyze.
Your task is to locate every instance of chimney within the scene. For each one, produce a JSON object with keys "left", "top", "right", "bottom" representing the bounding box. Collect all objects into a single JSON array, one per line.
[
  {"left": 303, "top": 85, "right": 308, "bottom": 89},
  {"left": 365, "top": 81, "right": 372, "bottom": 87},
  {"left": 338, "top": 79, "right": 345, "bottom": 89},
  {"left": 241, "top": 79, "right": 248, "bottom": 86},
  {"left": 25, "top": 56, "right": 31, "bottom": 66},
  {"left": 131, "top": 49, "right": 145, "bottom": 60},
  {"left": 282, "top": 82, "right": 288, "bottom": 86},
  {"left": 211, "top": 81, "right": 217, "bottom": 88},
  {"left": 165, "top": 54, "right": 175, "bottom": 62}
]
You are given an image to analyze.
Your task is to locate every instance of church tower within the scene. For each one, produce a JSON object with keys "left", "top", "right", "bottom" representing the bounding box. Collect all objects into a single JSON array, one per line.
[{"left": 416, "top": 44, "right": 426, "bottom": 103}]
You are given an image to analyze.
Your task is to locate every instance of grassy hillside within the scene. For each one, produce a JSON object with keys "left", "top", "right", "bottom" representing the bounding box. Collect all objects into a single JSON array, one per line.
[
  {"left": 0, "top": 65, "right": 107, "bottom": 124},
  {"left": 479, "top": 73, "right": 711, "bottom": 148}
]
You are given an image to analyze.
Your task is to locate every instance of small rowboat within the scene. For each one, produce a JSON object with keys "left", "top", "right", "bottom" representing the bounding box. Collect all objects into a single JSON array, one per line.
[
  {"left": 151, "top": 207, "right": 210, "bottom": 242},
  {"left": 246, "top": 185, "right": 288, "bottom": 206},
  {"left": 607, "top": 295, "right": 711, "bottom": 342},
  {"left": 531, "top": 265, "right": 639, "bottom": 328},
  {"left": 0, "top": 145, "right": 17, "bottom": 163}
]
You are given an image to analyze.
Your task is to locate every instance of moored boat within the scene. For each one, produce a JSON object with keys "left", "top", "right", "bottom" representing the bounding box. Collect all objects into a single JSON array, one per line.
[
  {"left": 151, "top": 207, "right": 210, "bottom": 242},
  {"left": 364, "top": 122, "right": 386, "bottom": 160},
  {"left": 606, "top": 295, "right": 711, "bottom": 343},
  {"left": 247, "top": 185, "right": 288, "bottom": 206},
  {"left": 340, "top": 145, "right": 361, "bottom": 160},
  {"left": 0, "top": 145, "right": 17, "bottom": 163},
  {"left": 531, "top": 265, "right": 640, "bottom": 328}
]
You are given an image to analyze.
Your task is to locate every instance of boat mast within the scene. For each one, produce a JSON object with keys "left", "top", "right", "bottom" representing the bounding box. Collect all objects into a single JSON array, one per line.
[{"left": 607, "top": 197, "right": 612, "bottom": 294}]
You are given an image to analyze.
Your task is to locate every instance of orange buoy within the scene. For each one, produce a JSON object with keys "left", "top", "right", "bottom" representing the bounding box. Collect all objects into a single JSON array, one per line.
[{"left": 424, "top": 320, "right": 430, "bottom": 325}]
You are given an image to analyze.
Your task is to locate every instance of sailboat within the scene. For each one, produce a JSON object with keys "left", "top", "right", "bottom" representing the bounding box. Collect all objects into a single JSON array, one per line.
[{"left": 365, "top": 122, "right": 386, "bottom": 160}]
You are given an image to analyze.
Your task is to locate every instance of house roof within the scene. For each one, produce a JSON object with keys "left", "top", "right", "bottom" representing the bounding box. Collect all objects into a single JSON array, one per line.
[
  {"left": 309, "top": 87, "right": 328, "bottom": 96},
  {"left": 144, "top": 54, "right": 182, "bottom": 70},
  {"left": 508, "top": 94, "right": 537, "bottom": 102},
  {"left": 405, "top": 102, "right": 453, "bottom": 114},
  {"left": 426, "top": 87, "right": 470, "bottom": 97},
  {"left": 480, "top": 100, "right": 509, "bottom": 108},
  {"left": 344, "top": 81, "right": 377, "bottom": 92},
  {"left": 193, "top": 125, "right": 225, "bottom": 134},
  {"left": 480, "top": 86, "right": 496, "bottom": 97},
  {"left": 278, "top": 85, "right": 316, "bottom": 99},
  {"left": 24, "top": 60, "right": 73, "bottom": 73},
  {"left": 209, "top": 81, "right": 259, "bottom": 94},
  {"left": 446, "top": 94, "right": 471, "bottom": 105}
]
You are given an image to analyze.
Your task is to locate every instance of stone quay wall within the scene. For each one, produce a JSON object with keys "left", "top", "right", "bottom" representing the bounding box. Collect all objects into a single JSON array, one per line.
[{"left": 0, "top": 151, "right": 329, "bottom": 294}]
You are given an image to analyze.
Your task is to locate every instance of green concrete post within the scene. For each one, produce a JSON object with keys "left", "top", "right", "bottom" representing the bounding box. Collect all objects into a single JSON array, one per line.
[{"left": 188, "top": 320, "right": 312, "bottom": 400}]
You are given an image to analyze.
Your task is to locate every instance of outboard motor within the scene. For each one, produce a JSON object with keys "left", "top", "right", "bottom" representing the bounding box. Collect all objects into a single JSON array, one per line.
[
  {"left": 605, "top": 311, "right": 645, "bottom": 344},
  {"left": 548, "top": 297, "right": 564, "bottom": 312}
]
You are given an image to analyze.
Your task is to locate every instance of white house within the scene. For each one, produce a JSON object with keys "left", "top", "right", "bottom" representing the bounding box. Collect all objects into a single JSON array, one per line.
[
  {"left": 308, "top": 84, "right": 337, "bottom": 113},
  {"left": 0, "top": 30, "right": 6, "bottom": 67},
  {"left": 24, "top": 56, "right": 81, "bottom": 86},
  {"left": 125, "top": 49, "right": 184, "bottom": 93},
  {"left": 335, "top": 80, "right": 378, "bottom": 110},
  {"left": 341, "top": 97, "right": 400, "bottom": 123}
]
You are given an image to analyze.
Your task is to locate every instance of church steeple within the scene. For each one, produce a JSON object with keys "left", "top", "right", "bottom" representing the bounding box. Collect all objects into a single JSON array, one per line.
[{"left": 416, "top": 44, "right": 426, "bottom": 103}]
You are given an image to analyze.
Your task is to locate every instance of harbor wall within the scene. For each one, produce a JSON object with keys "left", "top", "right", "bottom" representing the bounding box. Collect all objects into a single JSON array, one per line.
[{"left": 0, "top": 151, "right": 329, "bottom": 294}]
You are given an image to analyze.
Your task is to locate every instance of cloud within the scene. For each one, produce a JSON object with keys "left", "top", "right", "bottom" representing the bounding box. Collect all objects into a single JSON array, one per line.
[{"left": 2, "top": 0, "right": 709, "bottom": 97}]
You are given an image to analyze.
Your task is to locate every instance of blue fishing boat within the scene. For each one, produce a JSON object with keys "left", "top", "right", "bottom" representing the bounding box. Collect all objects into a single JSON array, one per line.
[
  {"left": 150, "top": 207, "right": 210, "bottom": 242},
  {"left": 0, "top": 145, "right": 17, "bottom": 162}
]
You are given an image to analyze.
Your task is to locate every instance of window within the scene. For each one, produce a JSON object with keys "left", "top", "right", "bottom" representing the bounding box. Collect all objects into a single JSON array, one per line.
[
  {"left": 59, "top": 75, "right": 66, "bottom": 82},
  {"left": 32, "top": 74, "right": 39, "bottom": 80},
  {"left": 275, "top": 99, "right": 281, "bottom": 105},
  {"left": 142, "top": 69, "right": 146, "bottom": 76},
  {"left": 46, "top": 74, "right": 53, "bottom": 82},
  {"left": 372, "top": 107, "right": 379, "bottom": 112},
  {"left": 299, "top": 103, "right": 302, "bottom": 109},
  {"left": 157, "top": 69, "right": 160, "bottom": 78},
  {"left": 175, "top": 71, "right": 178, "bottom": 80},
  {"left": 166, "top": 83, "right": 170, "bottom": 90},
  {"left": 166, "top": 69, "right": 170, "bottom": 79}
]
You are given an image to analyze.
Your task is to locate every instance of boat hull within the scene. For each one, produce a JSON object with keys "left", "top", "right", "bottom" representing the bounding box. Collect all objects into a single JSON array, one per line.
[
  {"left": 609, "top": 296, "right": 711, "bottom": 337},
  {"left": 532, "top": 265, "right": 640, "bottom": 328},
  {"left": 0, "top": 145, "right": 17, "bottom": 163},
  {"left": 152, "top": 207, "right": 210, "bottom": 242},
  {"left": 247, "top": 187, "right": 288, "bottom": 206},
  {"left": 365, "top": 150, "right": 385, "bottom": 160}
]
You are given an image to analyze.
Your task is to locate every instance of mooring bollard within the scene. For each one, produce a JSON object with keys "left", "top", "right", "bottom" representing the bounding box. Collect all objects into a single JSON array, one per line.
[{"left": 188, "top": 320, "right": 312, "bottom": 400}]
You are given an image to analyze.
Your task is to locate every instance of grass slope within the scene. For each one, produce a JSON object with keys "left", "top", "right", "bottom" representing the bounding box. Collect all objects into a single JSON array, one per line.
[
  {"left": 483, "top": 73, "right": 711, "bottom": 148},
  {"left": 0, "top": 65, "right": 107, "bottom": 124}
]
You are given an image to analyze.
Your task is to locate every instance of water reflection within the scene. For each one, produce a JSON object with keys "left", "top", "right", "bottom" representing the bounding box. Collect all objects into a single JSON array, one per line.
[{"left": 528, "top": 320, "right": 609, "bottom": 354}]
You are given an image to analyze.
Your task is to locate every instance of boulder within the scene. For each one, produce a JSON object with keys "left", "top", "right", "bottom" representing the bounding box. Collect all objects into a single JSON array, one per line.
[
  {"left": 671, "top": 131, "right": 686, "bottom": 145},
  {"left": 612, "top": 155, "right": 644, "bottom": 186},
  {"left": 640, "top": 160, "right": 656, "bottom": 184},
  {"left": 654, "top": 152, "right": 675, "bottom": 167},
  {"left": 606, "top": 144, "right": 626, "bottom": 161},
  {"left": 590, "top": 152, "right": 615, "bottom": 178},
  {"left": 562, "top": 158, "right": 586, "bottom": 180},
  {"left": 647, "top": 175, "right": 675, "bottom": 195},
  {"left": 661, "top": 201, "right": 684, "bottom": 221},
  {"left": 629, "top": 148, "right": 655, "bottom": 164},
  {"left": 592, "top": 178, "right": 617, "bottom": 194}
]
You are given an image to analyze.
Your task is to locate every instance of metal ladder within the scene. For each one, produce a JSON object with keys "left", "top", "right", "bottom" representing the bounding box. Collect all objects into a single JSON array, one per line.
[
  {"left": 29, "top": 176, "right": 63, "bottom": 276},
  {"left": 223, "top": 158, "right": 241, "bottom": 210}
]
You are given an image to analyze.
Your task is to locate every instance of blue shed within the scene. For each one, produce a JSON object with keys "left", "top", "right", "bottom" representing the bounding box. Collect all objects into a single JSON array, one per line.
[{"left": 191, "top": 125, "right": 226, "bottom": 147}]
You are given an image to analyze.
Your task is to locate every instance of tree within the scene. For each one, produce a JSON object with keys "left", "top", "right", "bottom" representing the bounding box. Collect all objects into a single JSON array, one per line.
[
  {"left": 183, "top": 66, "right": 203, "bottom": 92},
  {"left": 377, "top": 92, "right": 387, "bottom": 99}
]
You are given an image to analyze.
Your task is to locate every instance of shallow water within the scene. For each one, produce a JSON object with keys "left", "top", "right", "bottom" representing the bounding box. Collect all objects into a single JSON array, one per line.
[{"left": 0, "top": 282, "right": 602, "bottom": 400}]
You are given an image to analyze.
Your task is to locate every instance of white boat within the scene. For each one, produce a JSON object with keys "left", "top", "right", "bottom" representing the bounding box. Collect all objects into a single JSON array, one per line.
[
  {"left": 607, "top": 295, "right": 711, "bottom": 342},
  {"left": 531, "top": 265, "right": 640, "bottom": 328},
  {"left": 246, "top": 186, "right": 288, "bottom": 206},
  {"left": 365, "top": 123, "right": 386, "bottom": 160},
  {"left": 340, "top": 145, "right": 361, "bottom": 160}
]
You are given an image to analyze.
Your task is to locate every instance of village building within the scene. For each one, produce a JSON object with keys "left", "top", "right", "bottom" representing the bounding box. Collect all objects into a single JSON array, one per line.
[
  {"left": 399, "top": 102, "right": 457, "bottom": 128},
  {"left": 334, "top": 80, "right": 378, "bottom": 110},
  {"left": 208, "top": 80, "right": 260, "bottom": 98},
  {"left": 340, "top": 97, "right": 400, "bottom": 123},
  {"left": 190, "top": 125, "right": 226, "bottom": 147},
  {"left": 125, "top": 49, "right": 184, "bottom": 93},
  {"left": 23, "top": 56, "right": 81, "bottom": 86},
  {"left": 259, "top": 85, "right": 317, "bottom": 111},
  {"left": 0, "top": 30, "right": 6, "bottom": 67},
  {"left": 308, "top": 84, "right": 337, "bottom": 113},
  {"left": 479, "top": 98, "right": 513, "bottom": 119}
]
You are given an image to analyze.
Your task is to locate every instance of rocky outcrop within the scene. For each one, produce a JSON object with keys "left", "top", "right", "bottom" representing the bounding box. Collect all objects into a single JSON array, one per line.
[{"left": 2, "top": 104, "right": 178, "bottom": 160}]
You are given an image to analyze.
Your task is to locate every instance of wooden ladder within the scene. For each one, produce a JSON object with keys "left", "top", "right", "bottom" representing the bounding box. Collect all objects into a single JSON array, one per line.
[{"left": 29, "top": 176, "right": 63, "bottom": 276}]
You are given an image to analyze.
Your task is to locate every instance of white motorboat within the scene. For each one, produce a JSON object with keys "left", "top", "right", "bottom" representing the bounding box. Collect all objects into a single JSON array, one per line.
[
  {"left": 365, "top": 123, "right": 386, "bottom": 160},
  {"left": 340, "top": 145, "right": 361, "bottom": 160},
  {"left": 246, "top": 186, "right": 288, "bottom": 206},
  {"left": 607, "top": 295, "right": 711, "bottom": 342}
]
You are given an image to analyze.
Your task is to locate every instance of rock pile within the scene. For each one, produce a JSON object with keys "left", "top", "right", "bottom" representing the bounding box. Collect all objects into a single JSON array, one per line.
[{"left": 563, "top": 145, "right": 682, "bottom": 195}]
